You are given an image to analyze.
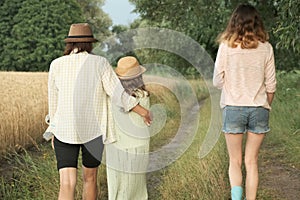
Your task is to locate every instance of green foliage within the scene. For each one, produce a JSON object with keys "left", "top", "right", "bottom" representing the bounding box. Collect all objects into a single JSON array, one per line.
[
  {"left": 273, "top": 0, "right": 300, "bottom": 53},
  {"left": 130, "top": 0, "right": 229, "bottom": 55},
  {"left": 96, "top": 25, "right": 138, "bottom": 66},
  {"left": 0, "top": 0, "right": 23, "bottom": 71},
  {"left": 272, "top": 0, "right": 300, "bottom": 71},
  {"left": 129, "top": 0, "right": 300, "bottom": 72},
  {"left": 111, "top": 24, "right": 129, "bottom": 34},
  {"left": 76, "top": 0, "right": 112, "bottom": 42},
  {"left": 0, "top": 0, "right": 84, "bottom": 71},
  {"left": 0, "top": 0, "right": 112, "bottom": 71}
]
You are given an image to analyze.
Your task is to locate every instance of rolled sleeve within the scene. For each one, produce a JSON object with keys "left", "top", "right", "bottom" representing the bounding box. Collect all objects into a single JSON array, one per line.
[{"left": 264, "top": 45, "right": 276, "bottom": 93}]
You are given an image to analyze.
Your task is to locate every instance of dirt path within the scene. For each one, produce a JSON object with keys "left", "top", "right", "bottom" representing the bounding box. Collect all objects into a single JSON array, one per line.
[{"left": 259, "top": 144, "right": 300, "bottom": 200}]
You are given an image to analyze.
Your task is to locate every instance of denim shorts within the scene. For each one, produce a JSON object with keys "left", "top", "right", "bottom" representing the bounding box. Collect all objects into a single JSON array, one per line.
[{"left": 222, "top": 106, "right": 270, "bottom": 134}]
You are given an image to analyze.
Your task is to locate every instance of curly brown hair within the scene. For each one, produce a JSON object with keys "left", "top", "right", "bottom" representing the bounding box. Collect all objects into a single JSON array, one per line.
[{"left": 217, "top": 4, "right": 269, "bottom": 49}]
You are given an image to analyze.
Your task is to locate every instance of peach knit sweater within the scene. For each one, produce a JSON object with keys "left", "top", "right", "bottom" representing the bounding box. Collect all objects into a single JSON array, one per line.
[{"left": 213, "top": 41, "right": 276, "bottom": 109}]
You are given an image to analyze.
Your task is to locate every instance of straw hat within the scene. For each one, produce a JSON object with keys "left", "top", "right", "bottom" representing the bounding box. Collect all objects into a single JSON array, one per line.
[
  {"left": 64, "top": 23, "right": 98, "bottom": 43},
  {"left": 115, "top": 56, "right": 146, "bottom": 80}
]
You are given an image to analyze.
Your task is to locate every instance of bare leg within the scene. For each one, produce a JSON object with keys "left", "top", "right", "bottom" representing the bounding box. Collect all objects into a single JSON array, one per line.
[
  {"left": 244, "top": 132, "right": 265, "bottom": 200},
  {"left": 58, "top": 167, "right": 77, "bottom": 200},
  {"left": 82, "top": 166, "right": 98, "bottom": 200},
  {"left": 225, "top": 133, "right": 244, "bottom": 187}
]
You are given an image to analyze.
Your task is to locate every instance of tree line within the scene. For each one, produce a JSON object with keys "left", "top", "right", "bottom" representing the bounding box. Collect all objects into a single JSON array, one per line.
[
  {"left": 0, "top": 0, "right": 299, "bottom": 72},
  {"left": 128, "top": 0, "right": 299, "bottom": 72},
  {"left": 0, "top": 0, "right": 111, "bottom": 71}
]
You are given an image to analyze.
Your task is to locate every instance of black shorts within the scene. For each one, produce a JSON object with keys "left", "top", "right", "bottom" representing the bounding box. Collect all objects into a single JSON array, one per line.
[{"left": 53, "top": 136, "right": 104, "bottom": 170}]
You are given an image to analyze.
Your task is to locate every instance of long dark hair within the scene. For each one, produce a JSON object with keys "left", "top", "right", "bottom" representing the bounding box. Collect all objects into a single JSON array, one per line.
[
  {"left": 64, "top": 42, "right": 93, "bottom": 55},
  {"left": 217, "top": 4, "right": 269, "bottom": 49}
]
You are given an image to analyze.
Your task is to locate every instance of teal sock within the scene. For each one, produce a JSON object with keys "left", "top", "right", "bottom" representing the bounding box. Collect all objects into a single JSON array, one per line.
[{"left": 231, "top": 186, "right": 243, "bottom": 200}]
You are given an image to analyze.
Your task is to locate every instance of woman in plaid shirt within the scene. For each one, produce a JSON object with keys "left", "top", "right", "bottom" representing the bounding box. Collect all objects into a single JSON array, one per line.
[{"left": 48, "top": 23, "right": 151, "bottom": 200}]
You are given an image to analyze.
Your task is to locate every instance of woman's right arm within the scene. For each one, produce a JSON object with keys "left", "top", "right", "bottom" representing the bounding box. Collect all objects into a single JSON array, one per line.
[
  {"left": 267, "top": 92, "right": 275, "bottom": 106},
  {"left": 48, "top": 63, "right": 58, "bottom": 148},
  {"left": 48, "top": 63, "right": 58, "bottom": 122},
  {"left": 265, "top": 44, "right": 276, "bottom": 106},
  {"left": 101, "top": 59, "right": 152, "bottom": 125}
]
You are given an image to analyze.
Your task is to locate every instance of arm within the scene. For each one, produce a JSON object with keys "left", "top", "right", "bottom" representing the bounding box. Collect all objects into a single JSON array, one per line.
[
  {"left": 264, "top": 44, "right": 277, "bottom": 106},
  {"left": 131, "top": 104, "right": 152, "bottom": 126},
  {"left": 101, "top": 59, "right": 138, "bottom": 111},
  {"left": 48, "top": 63, "right": 58, "bottom": 147},
  {"left": 267, "top": 92, "right": 275, "bottom": 106},
  {"left": 48, "top": 63, "right": 58, "bottom": 125},
  {"left": 213, "top": 43, "right": 226, "bottom": 89},
  {"left": 101, "top": 58, "right": 152, "bottom": 125}
]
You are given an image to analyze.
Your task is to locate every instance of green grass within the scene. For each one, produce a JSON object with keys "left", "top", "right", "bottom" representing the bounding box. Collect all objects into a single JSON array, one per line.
[
  {"left": 0, "top": 145, "right": 109, "bottom": 200},
  {"left": 257, "top": 70, "right": 300, "bottom": 199},
  {"left": 267, "top": 70, "right": 300, "bottom": 166},
  {"left": 0, "top": 72, "right": 299, "bottom": 199},
  {"left": 152, "top": 100, "right": 230, "bottom": 200},
  {"left": 0, "top": 147, "right": 59, "bottom": 199}
]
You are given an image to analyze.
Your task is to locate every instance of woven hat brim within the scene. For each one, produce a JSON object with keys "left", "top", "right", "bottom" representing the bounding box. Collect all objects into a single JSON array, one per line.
[
  {"left": 117, "top": 66, "right": 146, "bottom": 80},
  {"left": 64, "top": 37, "right": 98, "bottom": 43}
]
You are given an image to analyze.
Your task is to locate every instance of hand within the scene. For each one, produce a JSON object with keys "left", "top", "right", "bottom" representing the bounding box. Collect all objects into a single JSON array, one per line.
[
  {"left": 143, "top": 110, "right": 153, "bottom": 126},
  {"left": 131, "top": 104, "right": 153, "bottom": 126},
  {"left": 267, "top": 92, "right": 275, "bottom": 106}
]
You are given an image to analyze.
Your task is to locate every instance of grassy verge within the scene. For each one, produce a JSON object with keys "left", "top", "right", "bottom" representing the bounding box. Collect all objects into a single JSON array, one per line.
[
  {"left": 0, "top": 145, "right": 109, "bottom": 200},
  {"left": 150, "top": 99, "right": 230, "bottom": 200},
  {"left": 257, "top": 70, "right": 300, "bottom": 199},
  {"left": 146, "top": 77, "right": 229, "bottom": 199},
  {"left": 266, "top": 70, "right": 300, "bottom": 166}
]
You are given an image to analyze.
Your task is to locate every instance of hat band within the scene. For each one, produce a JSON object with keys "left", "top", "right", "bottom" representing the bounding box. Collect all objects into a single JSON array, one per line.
[
  {"left": 117, "top": 66, "right": 143, "bottom": 78},
  {"left": 67, "top": 35, "right": 94, "bottom": 38}
]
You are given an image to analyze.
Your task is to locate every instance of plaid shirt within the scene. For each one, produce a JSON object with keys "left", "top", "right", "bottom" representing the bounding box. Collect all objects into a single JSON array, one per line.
[{"left": 48, "top": 51, "right": 138, "bottom": 144}]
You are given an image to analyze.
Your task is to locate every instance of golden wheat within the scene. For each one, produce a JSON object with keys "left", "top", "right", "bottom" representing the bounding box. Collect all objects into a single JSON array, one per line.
[
  {"left": 0, "top": 72, "right": 48, "bottom": 154},
  {"left": 0, "top": 73, "right": 208, "bottom": 156}
]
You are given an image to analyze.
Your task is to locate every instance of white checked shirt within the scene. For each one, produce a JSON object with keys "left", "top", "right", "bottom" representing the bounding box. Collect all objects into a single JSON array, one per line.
[{"left": 48, "top": 51, "right": 138, "bottom": 144}]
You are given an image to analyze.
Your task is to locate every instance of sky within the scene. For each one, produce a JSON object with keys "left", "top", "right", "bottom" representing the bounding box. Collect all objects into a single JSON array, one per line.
[{"left": 102, "top": 0, "right": 140, "bottom": 26}]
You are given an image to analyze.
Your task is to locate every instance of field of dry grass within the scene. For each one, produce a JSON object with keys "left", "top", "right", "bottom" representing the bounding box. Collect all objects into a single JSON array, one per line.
[{"left": 0, "top": 72, "right": 48, "bottom": 154}]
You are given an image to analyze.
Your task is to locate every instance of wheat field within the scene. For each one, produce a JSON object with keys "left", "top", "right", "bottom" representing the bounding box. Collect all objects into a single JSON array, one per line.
[
  {"left": 0, "top": 72, "right": 207, "bottom": 155},
  {"left": 0, "top": 72, "right": 48, "bottom": 154}
]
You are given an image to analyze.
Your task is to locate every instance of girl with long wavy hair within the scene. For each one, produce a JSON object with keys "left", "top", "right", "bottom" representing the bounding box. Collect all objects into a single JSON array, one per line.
[{"left": 213, "top": 4, "right": 276, "bottom": 200}]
